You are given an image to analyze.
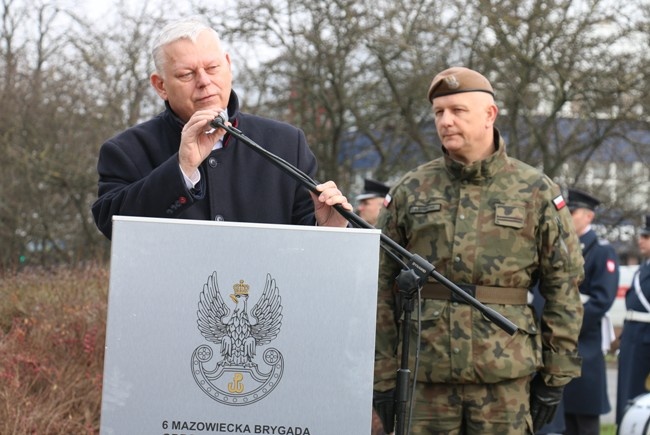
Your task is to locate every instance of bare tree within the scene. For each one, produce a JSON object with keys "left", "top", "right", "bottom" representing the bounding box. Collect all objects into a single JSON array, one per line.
[
  {"left": 469, "top": 0, "right": 650, "bottom": 250},
  {"left": 0, "top": 0, "right": 27, "bottom": 267},
  {"left": 192, "top": 0, "right": 461, "bottom": 189},
  {"left": 192, "top": 0, "right": 372, "bottom": 189},
  {"left": 0, "top": 0, "right": 75, "bottom": 267},
  {"left": 472, "top": 0, "right": 647, "bottom": 172},
  {"left": 0, "top": 0, "right": 166, "bottom": 268},
  {"left": 206, "top": 0, "right": 650, "bottom": 185},
  {"left": 1, "top": 0, "right": 650, "bottom": 267}
]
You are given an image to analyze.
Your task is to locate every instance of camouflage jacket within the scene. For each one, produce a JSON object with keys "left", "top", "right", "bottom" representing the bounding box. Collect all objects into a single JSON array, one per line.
[{"left": 374, "top": 130, "right": 584, "bottom": 390}]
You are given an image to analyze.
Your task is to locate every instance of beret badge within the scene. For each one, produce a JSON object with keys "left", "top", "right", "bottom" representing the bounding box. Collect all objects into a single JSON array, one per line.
[
  {"left": 427, "top": 66, "right": 495, "bottom": 102},
  {"left": 444, "top": 75, "right": 460, "bottom": 90}
]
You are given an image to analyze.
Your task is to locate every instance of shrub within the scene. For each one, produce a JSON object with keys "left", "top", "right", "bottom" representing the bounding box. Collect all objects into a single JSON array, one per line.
[{"left": 0, "top": 263, "right": 108, "bottom": 434}]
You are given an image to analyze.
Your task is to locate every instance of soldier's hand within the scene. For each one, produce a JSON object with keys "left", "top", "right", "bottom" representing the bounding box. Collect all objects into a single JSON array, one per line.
[
  {"left": 373, "top": 389, "right": 395, "bottom": 434},
  {"left": 530, "top": 375, "right": 564, "bottom": 432}
]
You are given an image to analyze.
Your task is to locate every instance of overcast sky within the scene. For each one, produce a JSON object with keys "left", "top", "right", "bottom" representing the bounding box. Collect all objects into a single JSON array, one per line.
[{"left": 74, "top": 0, "right": 210, "bottom": 21}]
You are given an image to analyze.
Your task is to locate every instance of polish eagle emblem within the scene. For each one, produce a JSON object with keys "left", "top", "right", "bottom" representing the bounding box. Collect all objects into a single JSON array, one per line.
[
  {"left": 192, "top": 272, "right": 285, "bottom": 405},
  {"left": 197, "top": 272, "right": 283, "bottom": 366}
]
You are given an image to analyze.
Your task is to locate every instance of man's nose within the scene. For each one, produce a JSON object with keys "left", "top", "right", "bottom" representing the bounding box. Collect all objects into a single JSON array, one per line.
[
  {"left": 438, "top": 110, "right": 453, "bottom": 125},
  {"left": 196, "top": 69, "right": 211, "bottom": 86}
]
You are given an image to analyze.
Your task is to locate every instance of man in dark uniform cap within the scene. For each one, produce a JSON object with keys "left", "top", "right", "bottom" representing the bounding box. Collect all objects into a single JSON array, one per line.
[
  {"left": 355, "top": 179, "right": 390, "bottom": 226},
  {"left": 616, "top": 214, "right": 650, "bottom": 425},
  {"left": 559, "top": 188, "right": 619, "bottom": 435}
]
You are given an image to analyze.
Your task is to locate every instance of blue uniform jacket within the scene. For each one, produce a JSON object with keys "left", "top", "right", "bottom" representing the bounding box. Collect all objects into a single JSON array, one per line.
[
  {"left": 616, "top": 259, "right": 650, "bottom": 424},
  {"left": 563, "top": 229, "right": 619, "bottom": 415},
  {"left": 534, "top": 229, "right": 618, "bottom": 433}
]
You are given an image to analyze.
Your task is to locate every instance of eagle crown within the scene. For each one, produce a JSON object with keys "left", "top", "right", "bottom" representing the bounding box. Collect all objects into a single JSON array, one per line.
[{"left": 233, "top": 280, "right": 250, "bottom": 296}]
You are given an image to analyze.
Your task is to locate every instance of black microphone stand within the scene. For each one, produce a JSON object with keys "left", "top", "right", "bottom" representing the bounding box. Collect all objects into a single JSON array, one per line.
[{"left": 212, "top": 116, "right": 519, "bottom": 434}]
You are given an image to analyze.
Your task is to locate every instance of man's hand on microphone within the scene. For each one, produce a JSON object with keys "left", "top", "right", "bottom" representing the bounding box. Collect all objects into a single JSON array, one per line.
[
  {"left": 529, "top": 374, "right": 564, "bottom": 432},
  {"left": 178, "top": 109, "right": 227, "bottom": 176},
  {"left": 312, "top": 181, "right": 352, "bottom": 227}
]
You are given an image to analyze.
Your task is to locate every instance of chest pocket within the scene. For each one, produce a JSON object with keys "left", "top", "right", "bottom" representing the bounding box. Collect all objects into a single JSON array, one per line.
[
  {"left": 494, "top": 203, "right": 525, "bottom": 229},
  {"left": 408, "top": 199, "right": 450, "bottom": 232},
  {"left": 487, "top": 200, "right": 536, "bottom": 259},
  {"left": 407, "top": 199, "right": 453, "bottom": 258}
]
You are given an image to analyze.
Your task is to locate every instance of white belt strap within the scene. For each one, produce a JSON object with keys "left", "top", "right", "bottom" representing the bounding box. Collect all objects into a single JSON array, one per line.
[
  {"left": 625, "top": 309, "right": 650, "bottom": 323},
  {"left": 633, "top": 269, "right": 650, "bottom": 313},
  {"left": 601, "top": 314, "right": 615, "bottom": 353}
]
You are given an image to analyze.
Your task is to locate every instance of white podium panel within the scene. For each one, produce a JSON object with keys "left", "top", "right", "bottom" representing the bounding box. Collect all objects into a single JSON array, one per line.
[{"left": 100, "top": 216, "right": 381, "bottom": 435}]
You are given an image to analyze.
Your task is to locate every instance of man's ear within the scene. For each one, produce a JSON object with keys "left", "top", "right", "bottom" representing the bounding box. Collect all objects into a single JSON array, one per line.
[
  {"left": 150, "top": 73, "right": 167, "bottom": 100},
  {"left": 487, "top": 103, "right": 498, "bottom": 124},
  {"left": 586, "top": 209, "right": 596, "bottom": 222}
]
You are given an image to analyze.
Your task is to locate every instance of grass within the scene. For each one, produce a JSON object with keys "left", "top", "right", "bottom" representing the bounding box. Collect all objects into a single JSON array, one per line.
[
  {"left": 602, "top": 423, "right": 617, "bottom": 435},
  {"left": 0, "top": 263, "right": 108, "bottom": 435}
]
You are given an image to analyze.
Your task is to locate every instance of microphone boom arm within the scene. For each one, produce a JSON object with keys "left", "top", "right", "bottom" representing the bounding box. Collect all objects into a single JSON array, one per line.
[{"left": 211, "top": 115, "right": 518, "bottom": 336}]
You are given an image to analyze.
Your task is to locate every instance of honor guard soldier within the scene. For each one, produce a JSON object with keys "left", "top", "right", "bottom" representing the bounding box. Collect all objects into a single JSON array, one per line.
[
  {"left": 616, "top": 215, "right": 650, "bottom": 425},
  {"left": 355, "top": 179, "right": 390, "bottom": 227},
  {"left": 559, "top": 188, "right": 620, "bottom": 435}
]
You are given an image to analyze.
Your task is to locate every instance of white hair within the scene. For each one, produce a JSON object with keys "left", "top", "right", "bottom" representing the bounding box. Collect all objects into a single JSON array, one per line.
[{"left": 151, "top": 17, "right": 221, "bottom": 73}]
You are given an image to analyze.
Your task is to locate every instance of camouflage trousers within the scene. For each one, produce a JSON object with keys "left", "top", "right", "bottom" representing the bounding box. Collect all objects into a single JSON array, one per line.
[{"left": 406, "top": 376, "right": 533, "bottom": 434}]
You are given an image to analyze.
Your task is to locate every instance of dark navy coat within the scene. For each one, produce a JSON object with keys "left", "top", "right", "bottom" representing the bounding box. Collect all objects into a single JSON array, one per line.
[
  {"left": 92, "top": 90, "right": 318, "bottom": 240},
  {"left": 563, "top": 229, "right": 619, "bottom": 416},
  {"left": 616, "top": 259, "right": 650, "bottom": 425}
]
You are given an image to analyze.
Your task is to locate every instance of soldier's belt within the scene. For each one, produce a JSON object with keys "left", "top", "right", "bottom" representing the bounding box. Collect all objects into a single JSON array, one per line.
[
  {"left": 625, "top": 309, "right": 650, "bottom": 323},
  {"left": 421, "top": 282, "right": 528, "bottom": 305}
]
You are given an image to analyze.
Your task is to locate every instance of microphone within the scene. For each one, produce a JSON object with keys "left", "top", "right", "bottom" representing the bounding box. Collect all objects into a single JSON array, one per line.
[{"left": 209, "top": 111, "right": 229, "bottom": 129}]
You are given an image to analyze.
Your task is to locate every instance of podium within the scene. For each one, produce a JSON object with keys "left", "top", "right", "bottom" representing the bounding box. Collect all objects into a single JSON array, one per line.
[{"left": 100, "top": 216, "right": 381, "bottom": 434}]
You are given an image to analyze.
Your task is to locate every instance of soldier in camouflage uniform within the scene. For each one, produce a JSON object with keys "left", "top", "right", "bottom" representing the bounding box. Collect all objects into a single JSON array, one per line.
[{"left": 372, "top": 67, "right": 584, "bottom": 434}]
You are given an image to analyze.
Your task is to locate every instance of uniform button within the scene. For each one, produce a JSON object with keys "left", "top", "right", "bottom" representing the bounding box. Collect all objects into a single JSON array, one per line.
[
  {"left": 455, "top": 256, "right": 461, "bottom": 262},
  {"left": 208, "top": 157, "right": 218, "bottom": 167},
  {"left": 451, "top": 302, "right": 458, "bottom": 307},
  {"left": 531, "top": 326, "right": 537, "bottom": 332},
  {"left": 453, "top": 348, "right": 460, "bottom": 354},
  {"left": 178, "top": 196, "right": 187, "bottom": 204},
  {"left": 214, "top": 215, "right": 224, "bottom": 221},
  {"left": 459, "top": 214, "right": 465, "bottom": 220},
  {"left": 433, "top": 311, "right": 440, "bottom": 316}
]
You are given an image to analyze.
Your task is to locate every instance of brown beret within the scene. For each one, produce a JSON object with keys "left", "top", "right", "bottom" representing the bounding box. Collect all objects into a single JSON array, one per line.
[{"left": 427, "top": 67, "right": 494, "bottom": 102}]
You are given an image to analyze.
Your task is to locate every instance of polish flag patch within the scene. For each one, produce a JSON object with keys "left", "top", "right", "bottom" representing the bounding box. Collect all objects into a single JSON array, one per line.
[
  {"left": 383, "top": 193, "right": 392, "bottom": 207},
  {"left": 553, "top": 194, "right": 566, "bottom": 210},
  {"left": 607, "top": 260, "right": 616, "bottom": 273}
]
